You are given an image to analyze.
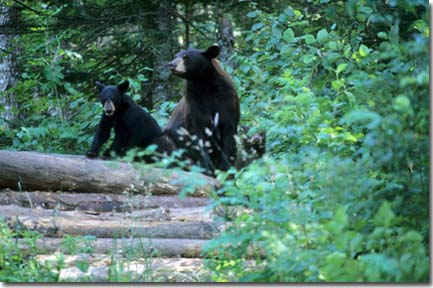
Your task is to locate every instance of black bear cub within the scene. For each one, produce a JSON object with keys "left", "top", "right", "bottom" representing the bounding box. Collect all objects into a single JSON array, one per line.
[
  {"left": 235, "top": 125, "right": 266, "bottom": 169},
  {"left": 166, "top": 45, "right": 240, "bottom": 173},
  {"left": 86, "top": 80, "right": 167, "bottom": 159}
]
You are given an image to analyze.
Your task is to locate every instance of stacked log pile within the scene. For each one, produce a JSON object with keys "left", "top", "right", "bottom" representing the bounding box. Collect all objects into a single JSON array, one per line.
[{"left": 0, "top": 151, "right": 223, "bottom": 282}]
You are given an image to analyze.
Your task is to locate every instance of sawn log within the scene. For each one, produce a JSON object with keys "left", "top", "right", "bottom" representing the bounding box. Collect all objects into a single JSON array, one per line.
[{"left": 0, "top": 150, "right": 219, "bottom": 196}]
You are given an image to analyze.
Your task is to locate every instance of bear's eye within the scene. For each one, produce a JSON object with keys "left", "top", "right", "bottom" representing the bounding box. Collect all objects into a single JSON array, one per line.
[{"left": 182, "top": 54, "right": 188, "bottom": 60}]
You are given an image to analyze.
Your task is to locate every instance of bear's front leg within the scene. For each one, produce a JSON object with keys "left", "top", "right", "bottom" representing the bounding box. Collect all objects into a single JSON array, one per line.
[
  {"left": 218, "top": 124, "right": 237, "bottom": 170},
  {"left": 190, "top": 120, "right": 215, "bottom": 173},
  {"left": 86, "top": 114, "right": 113, "bottom": 158},
  {"left": 102, "top": 131, "right": 125, "bottom": 159}
]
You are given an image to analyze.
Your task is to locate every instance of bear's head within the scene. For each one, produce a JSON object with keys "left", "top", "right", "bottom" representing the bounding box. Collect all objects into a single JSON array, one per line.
[
  {"left": 239, "top": 125, "right": 266, "bottom": 157},
  {"left": 95, "top": 80, "right": 129, "bottom": 116},
  {"left": 167, "top": 45, "right": 220, "bottom": 80}
]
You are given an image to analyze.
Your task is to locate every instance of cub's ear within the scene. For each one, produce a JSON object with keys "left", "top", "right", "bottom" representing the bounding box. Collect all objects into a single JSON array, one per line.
[
  {"left": 117, "top": 80, "right": 129, "bottom": 93},
  {"left": 95, "top": 81, "right": 105, "bottom": 93},
  {"left": 203, "top": 44, "right": 220, "bottom": 60}
]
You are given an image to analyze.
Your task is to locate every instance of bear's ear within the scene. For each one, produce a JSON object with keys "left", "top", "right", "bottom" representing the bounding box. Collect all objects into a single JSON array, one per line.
[
  {"left": 95, "top": 81, "right": 105, "bottom": 93},
  {"left": 117, "top": 80, "right": 129, "bottom": 93},
  {"left": 203, "top": 44, "right": 220, "bottom": 60}
]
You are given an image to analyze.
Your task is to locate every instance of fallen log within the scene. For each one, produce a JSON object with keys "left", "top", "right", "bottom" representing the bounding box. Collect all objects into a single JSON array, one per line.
[
  {"left": 0, "top": 190, "right": 211, "bottom": 212},
  {"left": 2, "top": 204, "right": 221, "bottom": 239},
  {"left": 20, "top": 238, "right": 208, "bottom": 258},
  {"left": 54, "top": 257, "right": 207, "bottom": 282},
  {"left": 0, "top": 150, "right": 219, "bottom": 196}
]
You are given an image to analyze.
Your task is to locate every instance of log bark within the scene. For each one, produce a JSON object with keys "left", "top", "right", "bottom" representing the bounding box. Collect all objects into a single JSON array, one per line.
[
  {"left": 54, "top": 257, "right": 207, "bottom": 282},
  {"left": 20, "top": 238, "right": 208, "bottom": 258},
  {"left": 2, "top": 204, "right": 222, "bottom": 239},
  {"left": 0, "top": 190, "right": 211, "bottom": 212},
  {"left": 0, "top": 150, "right": 219, "bottom": 196}
]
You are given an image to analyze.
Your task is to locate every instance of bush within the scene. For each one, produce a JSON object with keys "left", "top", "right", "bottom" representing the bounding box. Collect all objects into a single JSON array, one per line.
[{"left": 204, "top": 1, "right": 429, "bottom": 282}]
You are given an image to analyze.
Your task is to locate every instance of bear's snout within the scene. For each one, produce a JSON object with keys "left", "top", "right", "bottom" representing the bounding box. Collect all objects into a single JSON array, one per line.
[
  {"left": 167, "top": 58, "right": 186, "bottom": 75},
  {"left": 104, "top": 100, "right": 115, "bottom": 116},
  {"left": 167, "top": 61, "right": 176, "bottom": 70}
]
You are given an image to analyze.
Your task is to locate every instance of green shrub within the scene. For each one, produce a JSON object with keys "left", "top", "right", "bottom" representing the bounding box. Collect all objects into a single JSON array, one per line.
[{"left": 205, "top": 1, "right": 429, "bottom": 282}]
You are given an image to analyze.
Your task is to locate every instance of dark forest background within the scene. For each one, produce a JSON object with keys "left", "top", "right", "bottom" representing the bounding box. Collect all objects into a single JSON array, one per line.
[{"left": 0, "top": 0, "right": 430, "bottom": 282}]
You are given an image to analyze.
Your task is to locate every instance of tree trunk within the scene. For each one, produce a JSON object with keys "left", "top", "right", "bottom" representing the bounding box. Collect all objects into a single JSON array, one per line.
[
  {"left": 216, "top": 3, "right": 235, "bottom": 67},
  {"left": 184, "top": 0, "right": 192, "bottom": 47},
  {"left": 0, "top": 5, "right": 19, "bottom": 128},
  {"left": 0, "top": 151, "right": 219, "bottom": 196},
  {"left": 150, "top": 0, "right": 177, "bottom": 103}
]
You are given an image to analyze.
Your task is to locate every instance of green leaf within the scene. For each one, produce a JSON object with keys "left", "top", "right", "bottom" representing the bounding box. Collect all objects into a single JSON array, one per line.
[
  {"left": 302, "top": 54, "right": 316, "bottom": 64},
  {"left": 373, "top": 201, "right": 395, "bottom": 227},
  {"left": 400, "top": 230, "right": 423, "bottom": 243},
  {"left": 304, "top": 34, "right": 315, "bottom": 45},
  {"left": 69, "top": 100, "right": 79, "bottom": 109},
  {"left": 137, "top": 74, "right": 148, "bottom": 82},
  {"left": 411, "top": 20, "right": 429, "bottom": 37},
  {"left": 358, "top": 6, "right": 373, "bottom": 14},
  {"left": 336, "top": 63, "right": 348, "bottom": 75},
  {"left": 272, "top": 27, "right": 282, "bottom": 40},
  {"left": 284, "top": 7, "right": 294, "bottom": 17},
  {"left": 343, "top": 132, "right": 357, "bottom": 142},
  {"left": 246, "top": 10, "right": 258, "bottom": 18},
  {"left": 328, "top": 41, "right": 337, "bottom": 50},
  {"left": 377, "top": 32, "right": 388, "bottom": 39},
  {"left": 344, "top": 45, "right": 351, "bottom": 58},
  {"left": 278, "top": 14, "right": 287, "bottom": 23},
  {"left": 331, "top": 79, "right": 345, "bottom": 90},
  {"left": 393, "top": 95, "right": 412, "bottom": 113},
  {"left": 359, "top": 44, "right": 369, "bottom": 57},
  {"left": 349, "top": 233, "right": 364, "bottom": 252},
  {"left": 317, "top": 28, "right": 328, "bottom": 43},
  {"left": 252, "top": 22, "right": 264, "bottom": 31},
  {"left": 342, "top": 109, "right": 382, "bottom": 129},
  {"left": 327, "top": 206, "right": 348, "bottom": 235},
  {"left": 283, "top": 28, "right": 294, "bottom": 42}
]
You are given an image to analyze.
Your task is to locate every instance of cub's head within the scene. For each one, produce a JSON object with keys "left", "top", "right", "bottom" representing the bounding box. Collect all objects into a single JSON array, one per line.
[
  {"left": 239, "top": 125, "right": 266, "bottom": 157},
  {"left": 167, "top": 45, "right": 220, "bottom": 80},
  {"left": 95, "top": 80, "right": 129, "bottom": 117}
]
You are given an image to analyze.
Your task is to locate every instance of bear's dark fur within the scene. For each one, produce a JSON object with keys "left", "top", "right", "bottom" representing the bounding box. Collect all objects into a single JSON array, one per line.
[
  {"left": 235, "top": 125, "right": 266, "bottom": 169},
  {"left": 86, "top": 80, "right": 171, "bottom": 159},
  {"left": 166, "top": 45, "right": 240, "bottom": 173}
]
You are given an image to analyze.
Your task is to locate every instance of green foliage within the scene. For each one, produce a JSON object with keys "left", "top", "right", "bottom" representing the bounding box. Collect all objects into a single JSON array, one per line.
[
  {"left": 0, "top": 0, "right": 429, "bottom": 283},
  {"left": 205, "top": 0, "right": 429, "bottom": 283},
  {"left": 0, "top": 220, "right": 59, "bottom": 282}
]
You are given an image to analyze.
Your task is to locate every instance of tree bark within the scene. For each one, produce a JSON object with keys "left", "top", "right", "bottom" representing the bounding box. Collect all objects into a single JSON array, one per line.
[
  {"left": 216, "top": 2, "right": 235, "bottom": 67},
  {"left": 150, "top": 0, "right": 177, "bottom": 103},
  {"left": 0, "top": 5, "right": 20, "bottom": 128},
  {"left": 0, "top": 151, "right": 219, "bottom": 196}
]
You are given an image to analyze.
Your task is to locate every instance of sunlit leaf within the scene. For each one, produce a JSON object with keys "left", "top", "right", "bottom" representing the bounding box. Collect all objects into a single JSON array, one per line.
[{"left": 359, "top": 44, "right": 370, "bottom": 57}]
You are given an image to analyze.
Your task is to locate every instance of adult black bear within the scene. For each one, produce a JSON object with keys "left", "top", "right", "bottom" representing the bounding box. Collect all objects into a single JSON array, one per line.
[
  {"left": 86, "top": 80, "right": 173, "bottom": 159},
  {"left": 166, "top": 45, "right": 240, "bottom": 173}
]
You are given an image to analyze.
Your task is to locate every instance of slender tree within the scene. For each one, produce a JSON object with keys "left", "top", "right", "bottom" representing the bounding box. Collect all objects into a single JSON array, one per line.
[
  {"left": 150, "top": 0, "right": 177, "bottom": 104},
  {"left": 0, "top": 4, "right": 19, "bottom": 128}
]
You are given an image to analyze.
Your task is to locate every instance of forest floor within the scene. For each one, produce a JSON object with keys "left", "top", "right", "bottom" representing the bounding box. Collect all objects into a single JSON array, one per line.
[{"left": 0, "top": 189, "right": 224, "bottom": 282}]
